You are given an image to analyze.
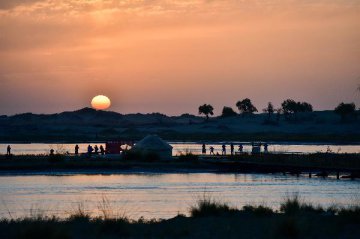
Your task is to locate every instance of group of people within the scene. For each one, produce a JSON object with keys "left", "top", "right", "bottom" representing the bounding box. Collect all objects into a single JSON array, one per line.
[
  {"left": 202, "top": 143, "right": 269, "bottom": 155},
  {"left": 85, "top": 144, "right": 105, "bottom": 156}
]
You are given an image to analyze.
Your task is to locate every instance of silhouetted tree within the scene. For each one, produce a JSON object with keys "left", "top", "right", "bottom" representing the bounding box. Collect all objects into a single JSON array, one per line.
[
  {"left": 297, "top": 102, "right": 313, "bottom": 112},
  {"left": 221, "top": 106, "right": 237, "bottom": 117},
  {"left": 236, "top": 98, "right": 257, "bottom": 115},
  {"left": 263, "top": 102, "right": 274, "bottom": 120},
  {"left": 334, "top": 102, "right": 356, "bottom": 121},
  {"left": 198, "top": 104, "right": 214, "bottom": 121},
  {"left": 281, "top": 99, "right": 313, "bottom": 120}
]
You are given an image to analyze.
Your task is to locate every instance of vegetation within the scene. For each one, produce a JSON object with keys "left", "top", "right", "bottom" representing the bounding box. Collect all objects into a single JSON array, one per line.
[
  {"left": 198, "top": 104, "right": 214, "bottom": 121},
  {"left": 220, "top": 106, "right": 237, "bottom": 117},
  {"left": 281, "top": 99, "right": 313, "bottom": 120},
  {"left": 236, "top": 98, "right": 258, "bottom": 115},
  {"left": 190, "top": 195, "right": 237, "bottom": 217},
  {"left": 0, "top": 195, "right": 359, "bottom": 239},
  {"left": 334, "top": 102, "right": 356, "bottom": 121},
  {"left": 262, "top": 102, "right": 274, "bottom": 120}
]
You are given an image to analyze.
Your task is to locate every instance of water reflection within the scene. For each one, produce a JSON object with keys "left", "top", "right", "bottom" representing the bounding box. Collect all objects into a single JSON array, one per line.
[{"left": 0, "top": 173, "right": 359, "bottom": 219}]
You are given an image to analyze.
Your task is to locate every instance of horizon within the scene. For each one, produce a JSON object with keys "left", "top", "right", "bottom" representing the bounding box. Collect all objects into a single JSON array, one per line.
[
  {"left": 1, "top": 105, "right": 354, "bottom": 118},
  {"left": 0, "top": 0, "right": 360, "bottom": 115}
]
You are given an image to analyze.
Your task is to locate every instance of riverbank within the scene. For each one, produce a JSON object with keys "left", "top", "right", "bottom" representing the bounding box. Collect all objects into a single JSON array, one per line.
[
  {"left": 1, "top": 195, "right": 359, "bottom": 239},
  {"left": 1, "top": 153, "right": 359, "bottom": 178}
]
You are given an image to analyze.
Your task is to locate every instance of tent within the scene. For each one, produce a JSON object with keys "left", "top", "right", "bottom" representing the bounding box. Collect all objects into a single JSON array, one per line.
[{"left": 132, "top": 135, "right": 173, "bottom": 160}]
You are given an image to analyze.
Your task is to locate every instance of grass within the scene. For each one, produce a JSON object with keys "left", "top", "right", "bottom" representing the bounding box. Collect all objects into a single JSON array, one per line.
[
  {"left": 189, "top": 195, "right": 237, "bottom": 217},
  {"left": 0, "top": 195, "right": 360, "bottom": 238}
]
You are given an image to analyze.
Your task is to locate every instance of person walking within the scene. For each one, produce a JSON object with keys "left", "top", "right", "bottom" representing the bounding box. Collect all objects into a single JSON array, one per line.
[
  {"left": 238, "top": 144, "right": 243, "bottom": 153},
  {"left": 100, "top": 145, "right": 105, "bottom": 155},
  {"left": 6, "top": 145, "right": 11, "bottom": 155},
  {"left": 230, "top": 143, "right": 234, "bottom": 155},
  {"left": 209, "top": 146, "right": 215, "bottom": 155},
  {"left": 202, "top": 144, "right": 206, "bottom": 154},
  {"left": 222, "top": 144, "right": 226, "bottom": 155},
  {"left": 75, "top": 145, "right": 79, "bottom": 155},
  {"left": 87, "top": 145, "right": 93, "bottom": 157},
  {"left": 94, "top": 145, "right": 99, "bottom": 154},
  {"left": 264, "top": 143, "right": 269, "bottom": 153}
]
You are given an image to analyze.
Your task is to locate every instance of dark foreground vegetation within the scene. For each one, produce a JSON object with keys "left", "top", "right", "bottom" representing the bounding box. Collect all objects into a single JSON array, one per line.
[
  {"left": 1, "top": 153, "right": 359, "bottom": 178},
  {"left": 1, "top": 195, "right": 359, "bottom": 239}
]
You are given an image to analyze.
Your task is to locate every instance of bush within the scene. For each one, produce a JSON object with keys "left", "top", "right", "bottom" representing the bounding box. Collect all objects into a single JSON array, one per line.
[
  {"left": 178, "top": 152, "right": 198, "bottom": 161},
  {"left": 242, "top": 205, "right": 274, "bottom": 216},
  {"left": 190, "top": 196, "right": 237, "bottom": 217},
  {"left": 280, "top": 194, "right": 324, "bottom": 215},
  {"left": 48, "top": 154, "right": 65, "bottom": 163}
]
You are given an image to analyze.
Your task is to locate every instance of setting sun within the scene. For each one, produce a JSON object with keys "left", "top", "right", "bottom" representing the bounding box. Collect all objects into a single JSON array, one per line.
[{"left": 91, "top": 95, "right": 111, "bottom": 110}]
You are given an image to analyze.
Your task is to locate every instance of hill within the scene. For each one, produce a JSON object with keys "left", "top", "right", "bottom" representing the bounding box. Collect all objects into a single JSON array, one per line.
[{"left": 0, "top": 108, "right": 359, "bottom": 142}]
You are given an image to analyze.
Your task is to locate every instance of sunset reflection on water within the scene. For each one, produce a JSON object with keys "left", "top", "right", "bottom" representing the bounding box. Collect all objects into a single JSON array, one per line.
[{"left": 0, "top": 173, "right": 359, "bottom": 219}]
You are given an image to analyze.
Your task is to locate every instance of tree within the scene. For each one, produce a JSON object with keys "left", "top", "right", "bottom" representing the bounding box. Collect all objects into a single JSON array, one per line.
[
  {"left": 221, "top": 106, "right": 237, "bottom": 117},
  {"left": 297, "top": 102, "right": 313, "bottom": 112},
  {"left": 236, "top": 98, "right": 257, "bottom": 115},
  {"left": 262, "top": 102, "right": 274, "bottom": 120},
  {"left": 334, "top": 102, "right": 356, "bottom": 121},
  {"left": 198, "top": 104, "right": 214, "bottom": 121},
  {"left": 281, "top": 99, "right": 313, "bottom": 120}
]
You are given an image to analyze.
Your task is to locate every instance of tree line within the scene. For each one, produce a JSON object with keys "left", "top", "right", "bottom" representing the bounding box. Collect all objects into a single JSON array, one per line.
[{"left": 198, "top": 99, "right": 357, "bottom": 122}]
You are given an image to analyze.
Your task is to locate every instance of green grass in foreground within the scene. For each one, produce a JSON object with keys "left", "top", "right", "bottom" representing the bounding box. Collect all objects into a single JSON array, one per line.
[{"left": 1, "top": 195, "right": 359, "bottom": 239}]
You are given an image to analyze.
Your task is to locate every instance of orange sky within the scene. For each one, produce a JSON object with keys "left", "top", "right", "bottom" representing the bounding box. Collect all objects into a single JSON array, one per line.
[{"left": 0, "top": 0, "right": 359, "bottom": 115}]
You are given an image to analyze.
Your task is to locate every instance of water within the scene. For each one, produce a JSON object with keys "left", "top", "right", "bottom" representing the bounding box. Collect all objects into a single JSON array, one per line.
[
  {"left": 1, "top": 142, "right": 359, "bottom": 155},
  {"left": 0, "top": 173, "right": 359, "bottom": 219}
]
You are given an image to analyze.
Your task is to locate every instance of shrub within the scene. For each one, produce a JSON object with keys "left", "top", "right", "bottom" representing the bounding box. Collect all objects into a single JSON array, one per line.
[
  {"left": 48, "top": 154, "right": 65, "bottom": 163},
  {"left": 280, "top": 194, "right": 324, "bottom": 215},
  {"left": 190, "top": 196, "right": 237, "bottom": 217},
  {"left": 178, "top": 152, "right": 198, "bottom": 161},
  {"left": 242, "top": 205, "right": 274, "bottom": 216}
]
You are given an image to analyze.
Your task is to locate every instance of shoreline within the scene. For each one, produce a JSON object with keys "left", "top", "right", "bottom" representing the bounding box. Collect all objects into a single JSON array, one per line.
[{"left": 1, "top": 153, "right": 359, "bottom": 178}]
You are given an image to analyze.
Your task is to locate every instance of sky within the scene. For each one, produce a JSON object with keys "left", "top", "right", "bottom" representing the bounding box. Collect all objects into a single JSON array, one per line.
[{"left": 0, "top": 0, "right": 359, "bottom": 116}]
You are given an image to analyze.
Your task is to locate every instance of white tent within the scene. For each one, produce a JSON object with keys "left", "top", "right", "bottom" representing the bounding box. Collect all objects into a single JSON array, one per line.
[{"left": 132, "top": 135, "right": 173, "bottom": 160}]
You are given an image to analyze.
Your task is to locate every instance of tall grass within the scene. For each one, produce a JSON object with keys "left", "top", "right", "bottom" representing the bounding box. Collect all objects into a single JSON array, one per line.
[{"left": 189, "top": 195, "right": 237, "bottom": 217}]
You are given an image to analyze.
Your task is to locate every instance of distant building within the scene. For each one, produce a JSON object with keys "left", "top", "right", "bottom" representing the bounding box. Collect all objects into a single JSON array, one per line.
[{"left": 132, "top": 135, "right": 173, "bottom": 160}]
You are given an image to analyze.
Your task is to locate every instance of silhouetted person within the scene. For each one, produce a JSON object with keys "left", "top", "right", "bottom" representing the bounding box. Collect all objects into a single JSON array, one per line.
[
  {"left": 87, "top": 145, "right": 93, "bottom": 157},
  {"left": 94, "top": 145, "right": 99, "bottom": 154},
  {"left": 222, "top": 144, "right": 226, "bottom": 155},
  {"left": 6, "top": 145, "right": 11, "bottom": 155},
  {"left": 209, "top": 146, "right": 215, "bottom": 155},
  {"left": 238, "top": 144, "right": 243, "bottom": 153},
  {"left": 75, "top": 145, "right": 79, "bottom": 155},
  {"left": 230, "top": 143, "right": 234, "bottom": 155},
  {"left": 264, "top": 143, "right": 268, "bottom": 153},
  {"left": 50, "top": 149, "right": 54, "bottom": 155},
  {"left": 100, "top": 145, "right": 105, "bottom": 155},
  {"left": 202, "top": 144, "right": 206, "bottom": 154}
]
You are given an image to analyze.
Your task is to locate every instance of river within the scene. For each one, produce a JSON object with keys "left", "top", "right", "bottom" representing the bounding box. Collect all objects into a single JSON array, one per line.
[{"left": 0, "top": 173, "right": 359, "bottom": 219}]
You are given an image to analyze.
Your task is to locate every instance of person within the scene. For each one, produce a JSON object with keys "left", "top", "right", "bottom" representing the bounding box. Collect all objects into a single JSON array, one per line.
[
  {"left": 222, "top": 144, "right": 226, "bottom": 155},
  {"left": 50, "top": 149, "right": 54, "bottom": 155},
  {"left": 230, "top": 143, "right": 234, "bottom": 155},
  {"left": 94, "top": 145, "right": 99, "bottom": 154},
  {"left": 100, "top": 145, "right": 105, "bottom": 155},
  {"left": 75, "top": 145, "right": 79, "bottom": 155},
  {"left": 238, "top": 144, "right": 243, "bottom": 153},
  {"left": 264, "top": 143, "right": 268, "bottom": 153},
  {"left": 87, "top": 145, "right": 93, "bottom": 157},
  {"left": 202, "top": 144, "right": 206, "bottom": 154},
  {"left": 6, "top": 145, "right": 11, "bottom": 155},
  {"left": 209, "top": 146, "right": 215, "bottom": 155}
]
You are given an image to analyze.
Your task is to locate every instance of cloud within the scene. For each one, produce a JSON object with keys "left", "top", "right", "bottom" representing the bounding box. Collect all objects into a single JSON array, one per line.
[{"left": 0, "top": 0, "right": 42, "bottom": 10}]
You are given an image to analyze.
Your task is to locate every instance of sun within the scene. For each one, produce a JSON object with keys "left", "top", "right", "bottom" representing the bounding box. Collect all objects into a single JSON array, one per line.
[{"left": 91, "top": 95, "right": 111, "bottom": 110}]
